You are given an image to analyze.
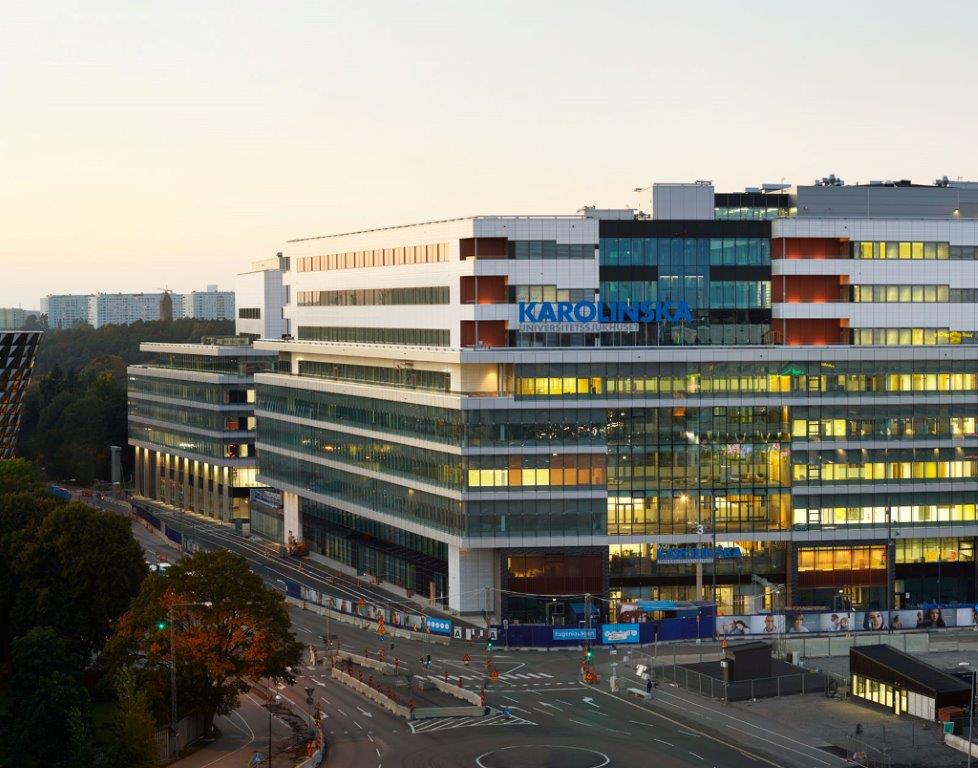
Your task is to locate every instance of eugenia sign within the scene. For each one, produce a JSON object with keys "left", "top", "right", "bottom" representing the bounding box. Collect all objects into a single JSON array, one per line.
[{"left": 518, "top": 300, "right": 693, "bottom": 333}]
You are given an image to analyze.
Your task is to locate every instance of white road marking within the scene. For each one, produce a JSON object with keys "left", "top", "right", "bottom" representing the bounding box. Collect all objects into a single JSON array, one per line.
[
  {"left": 569, "top": 718, "right": 594, "bottom": 728},
  {"left": 689, "top": 752, "right": 704, "bottom": 761},
  {"left": 357, "top": 707, "right": 373, "bottom": 718},
  {"left": 353, "top": 720, "right": 363, "bottom": 729},
  {"left": 337, "top": 707, "right": 349, "bottom": 716},
  {"left": 724, "top": 724, "right": 833, "bottom": 766},
  {"left": 582, "top": 697, "right": 600, "bottom": 707},
  {"left": 651, "top": 737, "right": 674, "bottom": 746}
]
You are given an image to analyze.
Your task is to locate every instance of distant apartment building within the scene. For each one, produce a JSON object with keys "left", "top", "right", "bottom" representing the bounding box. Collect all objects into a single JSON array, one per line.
[
  {"left": 0, "top": 308, "right": 41, "bottom": 329},
  {"left": 128, "top": 339, "right": 277, "bottom": 521},
  {"left": 187, "top": 285, "right": 235, "bottom": 322},
  {"left": 235, "top": 255, "right": 289, "bottom": 340},
  {"left": 41, "top": 288, "right": 233, "bottom": 328},
  {"left": 0, "top": 331, "right": 42, "bottom": 458},
  {"left": 41, "top": 294, "right": 90, "bottom": 329}
]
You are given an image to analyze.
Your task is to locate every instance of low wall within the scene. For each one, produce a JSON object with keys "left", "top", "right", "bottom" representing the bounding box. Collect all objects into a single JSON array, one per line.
[
  {"left": 330, "top": 667, "right": 412, "bottom": 719},
  {"left": 286, "top": 597, "right": 451, "bottom": 646},
  {"left": 414, "top": 705, "right": 485, "bottom": 719},
  {"left": 783, "top": 631, "right": 930, "bottom": 658},
  {"left": 427, "top": 675, "right": 483, "bottom": 706},
  {"left": 335, "top": 649, "right": 398, "bottom": 676},
  {"left": 945, "top": 733, "right": 978, "bottom": 757}
]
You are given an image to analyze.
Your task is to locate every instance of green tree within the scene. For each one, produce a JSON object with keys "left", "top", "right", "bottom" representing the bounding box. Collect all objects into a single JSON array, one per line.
[
  {"left": 103, "top": 668, "right": 158, "bottom": 768},
  {"left": 107, "top": 550, "right": 301, "bottom": 726},
  {"left": 3, "top": 627, "right": 92, "bottom": 768},
  {"left": 12, "top": 502, "right": 148, "bottom": 660},
  {"left": 0, "top": 457, "right": 45, "bottom": 495},
  {"left": 0, "top": 490, "right": 64, "bottom": 663}
]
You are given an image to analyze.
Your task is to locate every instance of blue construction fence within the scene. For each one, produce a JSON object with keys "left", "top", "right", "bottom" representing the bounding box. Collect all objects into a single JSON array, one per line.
[{"left": 496, "top": 604, "right": 716, "bottom": 648}]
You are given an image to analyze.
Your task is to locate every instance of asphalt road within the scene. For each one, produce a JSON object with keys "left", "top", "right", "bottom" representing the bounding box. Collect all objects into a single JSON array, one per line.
[{"left": 111, "top": 497, "right": 847, "bottom": 768}]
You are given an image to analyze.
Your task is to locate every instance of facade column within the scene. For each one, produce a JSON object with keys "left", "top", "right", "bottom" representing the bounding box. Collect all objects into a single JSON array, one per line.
[
  {"left": 283, "top": 491, "right": 301, "bottom": 544},
  {"left": 448, "top": 546, "right": 497, "bottom": 618}
]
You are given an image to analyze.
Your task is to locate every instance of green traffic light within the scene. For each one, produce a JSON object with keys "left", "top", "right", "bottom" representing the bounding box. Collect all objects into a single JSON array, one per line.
[{"left": 156, "top": 620, "right": 167, "bottom": 631}]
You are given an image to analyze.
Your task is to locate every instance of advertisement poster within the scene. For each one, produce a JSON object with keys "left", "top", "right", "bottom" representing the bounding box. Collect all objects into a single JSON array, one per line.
[
  {"left": 553, "top": 628, "right": 597, "bottom": 641},
  {"left": 424, "top": 617, "right": 453, "bottom": 636},
  {"left": 601, "top": 624, "right": 640, "bottom": 644}
]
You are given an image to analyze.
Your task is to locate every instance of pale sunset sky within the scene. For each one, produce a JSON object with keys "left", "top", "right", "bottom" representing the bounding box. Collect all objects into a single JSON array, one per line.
[{"left": 2, "top": 0, "right": 976, "bottom": 308}]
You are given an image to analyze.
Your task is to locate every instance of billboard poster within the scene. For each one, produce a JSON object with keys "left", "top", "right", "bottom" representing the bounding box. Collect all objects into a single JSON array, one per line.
[
  {"left": 601, "top": 624, "right": 640, "bottom": 644},
  {"left": 749, "top": 614, "right": 784, "bottom": 635},
  {"left": 424, "top": 617, "right": 452, "bottom": 636}
]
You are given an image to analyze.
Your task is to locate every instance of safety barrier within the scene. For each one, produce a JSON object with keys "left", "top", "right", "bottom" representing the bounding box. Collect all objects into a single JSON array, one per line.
[
  {"left": 330, "top": 667, "right": 412, "bottom": 719},
  {"left": 426, "top": 675, "right": 484, "bottom": 706},
  {"left": 335, "top": 649, "right": 398, "bottom": 676}
]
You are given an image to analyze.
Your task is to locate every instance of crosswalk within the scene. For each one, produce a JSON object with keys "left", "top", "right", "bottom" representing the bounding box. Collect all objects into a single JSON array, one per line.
[
  {"left": 409, "top": 711, "right": 537, "bottom": 733},
  {"left": 449, "top": 672, "right": 555, "bottom": 683}
]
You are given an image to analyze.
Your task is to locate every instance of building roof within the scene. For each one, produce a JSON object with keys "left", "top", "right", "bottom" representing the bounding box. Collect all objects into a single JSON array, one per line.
[{"left": 851, "top": 644, "right": 971, "bottom": 695}]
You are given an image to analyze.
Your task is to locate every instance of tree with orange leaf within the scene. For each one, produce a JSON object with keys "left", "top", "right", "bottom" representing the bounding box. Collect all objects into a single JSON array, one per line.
[{"left": 105, "top": 549, "right": 302, "bottom": 727}]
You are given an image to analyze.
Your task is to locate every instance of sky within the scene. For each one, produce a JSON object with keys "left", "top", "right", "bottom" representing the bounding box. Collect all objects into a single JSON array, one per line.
[{"left": 2, "top": 0, "right": 977, "bottom": 308}]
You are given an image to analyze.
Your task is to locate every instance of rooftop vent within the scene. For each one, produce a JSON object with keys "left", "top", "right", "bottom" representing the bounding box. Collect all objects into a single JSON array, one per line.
[{"left": 814, "top": 174, "right": 845, "bottom": 187}]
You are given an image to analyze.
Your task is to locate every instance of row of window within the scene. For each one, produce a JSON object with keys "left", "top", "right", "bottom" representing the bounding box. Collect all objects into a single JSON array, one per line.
[
  {"left": 296, "top": 242, "right": 450, "bottom": 272},
  {"left": 238, "top": 307, "right": 261, "bottom": 319},
  {"left": 513, "top": 285, "right": 596, "bottom": 303},
  {"left": 129, "top": 424, "right": 253, "bottom": 459},
  {"left": 792, "top": 415, "right": 977, "bottom": 440},
  {"left": 600, "top": 237, "right": 771, "bottom": 267},
  {"left": 149, "top": 353, "right": 273, "bottom": 375},
  {"left": 298, "top": 360, "right": 451, "bottom": 392},
  {"left": 851, "top": 285, "right": 958, "bottom": 303},
  {"left": 507, "top": 240, "right": 596, "bottom": 260},
  {"left": 296, "top": 286, "right": 450, "bottom": 307},
  {"left": 514, "top": 371, "right": 978, "bottom": 399},
  {"left": 129, "top": 376, "right": 255, "bottom": 405},
  {"left": 714, "top": 206, "right": 790, "bottom": 220},
  {"left": 297, "top": 326, "right": 451, "bottom": 347},
  {"left": 852, "top": 241, "right": 978, "bottom": 260},
  {"left": 128, "top": 399, "right": 256, "bottom": 432},
  {"left": 797, "top": 539, "right": 976, "bottom": 569},
  {"left": 708, "top": 280, "right": 771, "bottom": 309},
  {"left": 794, "top": 501, "right": 978, "bottom": 529},
  {"left": 851, "top": 328, "right": 976, "bottom": 346},
  {"left": 467, "top": 454, "right": 607, "bottom": 488},
  {"left": 793, "top": 459, "right": 977, "bottom": 483}
]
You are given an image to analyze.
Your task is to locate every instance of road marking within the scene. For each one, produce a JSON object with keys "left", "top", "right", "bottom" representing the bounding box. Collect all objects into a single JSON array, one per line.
[
  {"left": 502, "top": 695, "right": 519, "bottom": 703},
  {"left": 367, "top": 734, "right": 374, "bottom": 742},
  {"left": 538, "top": 702, "right": 561, "bottom": 709},
  {"left": 475, "top": 746, "right": 609, "bottom": 768},
  {"left": 532, "top": 707, "right": 555, "bottom": 717},
  {"left": 689, "top": 752, "right": 704, "bottom": 761},
  {"left": 589, "top": 688, "right": 784, "bottom": 768},
  {"left": 353, "top": 720, "right": 363, "bottom": 729},
  {"left": 357, "top": 707, "right": 373, "bottom": 718},
  {"left": 582, "top": 697, "right": 600, "bottom": 708},
  {"left": 650, "top": 736, "right": 674, "bottom": 746},
  {"left": 724, "top": 724, "right": 833, "bottom": 766},
  {"left": 376, "top": 748, "right": 381, "bottom": 757},
  {"left": 568, "top": 718, "right": 594, "bottom": 728},
  {"left": 337, "top": 707, "right": 349, "bottom": 716},
  {"left": 556, "top": 699, "right": 572, "bottom": 706}
]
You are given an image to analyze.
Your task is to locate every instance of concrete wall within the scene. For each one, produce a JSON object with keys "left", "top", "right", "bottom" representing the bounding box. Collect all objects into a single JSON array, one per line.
[
  {"left": 331, "top": 667, "right": 411, "bottom": 719},
  {"left": 426, "top": 675, "right": 483, "bottom": 706}
]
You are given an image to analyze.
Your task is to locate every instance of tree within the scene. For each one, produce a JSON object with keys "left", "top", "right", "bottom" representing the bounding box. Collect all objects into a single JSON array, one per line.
[
  {"left": 107, "top": 550, "right": 301, "bottom": 726},
  {"left": 0, "top": 458, "right": 45, "bottom": 495},
  {"left": 103, "top": 668, "right": 158, "bottom": 768},
  {"left": 11, "top": 502, "right": 148, "bottom": 660},
  {"left": 0, "top": 490, "right": 64, "bottom": 663},
  {"left": 3, "top": 627, "right": 92, "bottom": 768}
]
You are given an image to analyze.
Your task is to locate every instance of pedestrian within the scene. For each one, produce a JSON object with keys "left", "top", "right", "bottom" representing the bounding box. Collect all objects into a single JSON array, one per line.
[
  {"left": 646, "top": 677, "right": 653, "bottom": 698},
  {"left": 427, "top": 654, "right": 432, "bottom": 668}
]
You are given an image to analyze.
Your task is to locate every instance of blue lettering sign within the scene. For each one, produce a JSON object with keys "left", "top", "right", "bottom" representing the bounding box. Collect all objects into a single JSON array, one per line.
[
  {"left": 601, "top": 624, "right": 640, "bottom": 644},
  {"left": 518, "top": 300, "right": 692, "bottom": 327},
  {"left": 656, "top": 545, "right": 743, "bottom": 563},
  {"left": 552, "top": 628, "right": 597, "bottom": 641}
]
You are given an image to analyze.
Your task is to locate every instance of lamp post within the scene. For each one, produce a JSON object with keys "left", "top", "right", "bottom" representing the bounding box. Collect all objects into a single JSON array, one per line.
[
  {"left": 165, "top": 600, "right": 213, "bottom": 756},
  {"left": 268, "top": 692, "right": 282, "bottom": 767}
]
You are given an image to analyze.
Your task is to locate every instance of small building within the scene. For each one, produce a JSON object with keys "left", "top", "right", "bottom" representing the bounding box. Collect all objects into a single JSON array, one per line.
[
  {"left": 722, "top": 641, "right": 772, "bottom": 682},
  {"left": 850, "top": 645, "right": 972, "bottom": 720}
]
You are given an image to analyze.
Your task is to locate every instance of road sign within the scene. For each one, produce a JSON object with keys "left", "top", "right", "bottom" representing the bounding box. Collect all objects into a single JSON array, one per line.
[
  {"left": 453, "top": 627, "right": 462, "bottom": 639},
  {"left": 943, "top": 721, "right": 954, "bottom": 734},
  {"left": 490, "top": 668, "right": 499, "bottom": 681},
  {"left": 488, "top": 629, "right": 498, "bottom": 640}
]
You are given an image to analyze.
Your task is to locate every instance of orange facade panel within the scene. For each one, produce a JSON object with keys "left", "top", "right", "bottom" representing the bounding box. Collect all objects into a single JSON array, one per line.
[
  {"left": 461, "top": 320, "right": 508, "bottom": 348},
  {"left": 459, "top": 237, "right": 508, "bottom": 259},
  {"left": 773, "top": 275, "right": 847, "bottom": 303},
  {"left": 460, "top": 275, "right": 508, "bottom": 304},
  {"left": 779, "top": 319, "right": 846, "bottom": 346},
  {"left": 772, "top": 237, "right": 849, "bottom": 259}
]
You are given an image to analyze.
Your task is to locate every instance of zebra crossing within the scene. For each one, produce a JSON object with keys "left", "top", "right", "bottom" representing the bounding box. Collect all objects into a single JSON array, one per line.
[
  {"left": 409, "top": 711, "right": 537, "bottom": 733},
  {"left": 449, "top": 671, "right": 556, "bottom": 683}
]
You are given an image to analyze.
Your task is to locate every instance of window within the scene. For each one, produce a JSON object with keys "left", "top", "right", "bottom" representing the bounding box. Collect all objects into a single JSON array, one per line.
[
  {"left": 297, "top": 326, "right": 451, "bottom": 347},
  {"left": 238, "top": 307, "right": 261, "bottom": 319},
  {"left": 296, "top": 286, "right": 450, "bottom": 306}
]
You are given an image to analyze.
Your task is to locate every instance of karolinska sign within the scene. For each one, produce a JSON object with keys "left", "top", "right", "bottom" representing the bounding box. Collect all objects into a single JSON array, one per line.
[{"left": 518, "top": 300, "right": 693, "bottom": 333}]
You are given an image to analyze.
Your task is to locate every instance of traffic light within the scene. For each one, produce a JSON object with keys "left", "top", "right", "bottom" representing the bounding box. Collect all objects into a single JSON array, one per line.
[
  {"left": 585, "top": 646, "right": 593, "bottom": 661},
  {"left": 156, "top": 620, "right": 167, "bottom": 631},
  {"left": 486, "top": 639, "right": 493, "bottom": 651}
]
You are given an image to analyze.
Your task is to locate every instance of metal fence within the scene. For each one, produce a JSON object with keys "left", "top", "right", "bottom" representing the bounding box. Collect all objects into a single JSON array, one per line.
[
  {"left": 155, "top": 713, "right": 210, "bottom": 765},
  {"left": 654, "top": 663, "right": 838, "bottom": 703}
]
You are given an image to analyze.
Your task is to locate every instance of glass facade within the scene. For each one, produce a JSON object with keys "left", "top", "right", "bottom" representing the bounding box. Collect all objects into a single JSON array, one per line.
[
  {"left": 296, "top": 286, "right": 449, "bottom": 306},
  {"left": 297, "top": 326, "right": 450, "bottom": 347}
]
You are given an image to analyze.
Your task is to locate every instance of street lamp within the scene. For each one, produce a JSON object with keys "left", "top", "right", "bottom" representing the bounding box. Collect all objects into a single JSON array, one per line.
[
  {"left": 165, "top": 600, "right": 213, "bottom": 755},
  {"left": 268, "top": 692, "right": 283, "bottom": 767}
]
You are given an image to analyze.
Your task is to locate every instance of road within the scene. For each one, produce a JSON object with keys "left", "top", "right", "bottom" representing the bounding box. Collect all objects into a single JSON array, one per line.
[{"left": 114, "top": 497, "right": 847, "bottom": 768}]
